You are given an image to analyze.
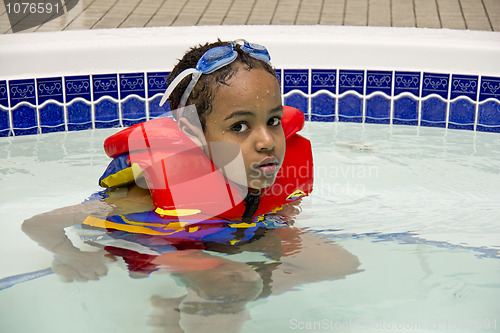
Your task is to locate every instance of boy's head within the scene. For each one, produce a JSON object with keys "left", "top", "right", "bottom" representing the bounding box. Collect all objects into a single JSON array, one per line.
[
  {"left": 165, "top": 40, "right": 286, "bottom": 191},
  {"left": 165, "top": 40, "right": 277, "bottom": 130}
]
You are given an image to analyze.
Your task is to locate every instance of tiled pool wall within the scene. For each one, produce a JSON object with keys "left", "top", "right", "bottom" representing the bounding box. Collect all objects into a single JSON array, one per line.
[{"left": 1, "top": 69, "right": 500, "bottom": 137}]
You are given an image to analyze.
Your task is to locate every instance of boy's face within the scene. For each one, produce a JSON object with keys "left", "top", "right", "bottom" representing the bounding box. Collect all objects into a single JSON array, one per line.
[{"left": 203, "top": 66, "right": 285, "bottom": 191}]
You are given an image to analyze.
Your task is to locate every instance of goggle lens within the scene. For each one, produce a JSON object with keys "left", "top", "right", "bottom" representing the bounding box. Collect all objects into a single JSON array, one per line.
[{"left": 196, "top": 46, "right": 237, "bottom": 74}]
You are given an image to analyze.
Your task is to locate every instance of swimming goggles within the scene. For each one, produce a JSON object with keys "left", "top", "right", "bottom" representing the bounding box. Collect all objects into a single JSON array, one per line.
[{"left": 159, "top": 39, "right": 271, "bottom": 108}]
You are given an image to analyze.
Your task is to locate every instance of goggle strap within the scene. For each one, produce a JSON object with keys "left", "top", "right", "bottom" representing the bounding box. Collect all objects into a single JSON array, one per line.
[
  {"left": 179, "top": 71, "right": 202, "bottom": 109},
  {"left": 159, "top": 68, "right": 198, "bottom": 107}
]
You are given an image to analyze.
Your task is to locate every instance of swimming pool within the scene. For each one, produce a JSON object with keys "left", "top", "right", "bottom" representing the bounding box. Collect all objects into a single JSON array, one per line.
[
  {"left": 1, "top": 121, "right": 499, "bottom": 332},
  {"left": 1, "top": 26, "right": 499, "bottom": 332}
]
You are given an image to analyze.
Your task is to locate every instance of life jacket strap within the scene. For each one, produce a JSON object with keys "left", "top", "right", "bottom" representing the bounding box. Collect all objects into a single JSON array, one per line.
[{"left": 242, "top": 190, "right": 261, "bottom": 221}]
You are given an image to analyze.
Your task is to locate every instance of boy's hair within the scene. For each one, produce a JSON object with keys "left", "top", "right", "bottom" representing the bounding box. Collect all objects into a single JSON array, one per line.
[{"left": 166, "top": 40, "right": 278, "bottom": 131}]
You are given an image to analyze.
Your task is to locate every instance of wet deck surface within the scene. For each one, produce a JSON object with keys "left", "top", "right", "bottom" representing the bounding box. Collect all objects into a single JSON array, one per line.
[{"left": 1, "top": 0, "right": 499, "bottom": 34}]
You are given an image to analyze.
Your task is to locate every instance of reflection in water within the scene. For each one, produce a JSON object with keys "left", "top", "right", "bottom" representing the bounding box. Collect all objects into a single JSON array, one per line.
[{"left": 22, "top": 189, "right": 361, "bottom": 333}]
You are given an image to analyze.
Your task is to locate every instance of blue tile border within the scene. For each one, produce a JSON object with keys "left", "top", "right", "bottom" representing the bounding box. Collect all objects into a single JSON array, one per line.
[
  {"left": 93, "top": 74, "right": 119, "bottom": 100},
  {"left": 65, "top": 75, "right": 91, "bottom": 102},
  {"left": 478, "top": 101, "right": 500, "bottom": 130},
  {"left": 275, "top": 69, "right": 282, "bottom": 86},
  {"left": 0, "top": 111, "right": 10, "bottom": 136},
  {"left": 147, "top": 72, "right": 170, "bottom": 96},
  {"left": 451, "top": 75, "right": 478, "bottom": 100},
  {"left": 120, "top": 73, "right": 145, "bottom": 99},
  {"left": 9, "top": 79, "right": 36, "bottom": 107},
  {"left": 339, "top": 70, "right": 364, "bottom": 94},
  {"left": 479, "top": 76, "right": 500, "bottom": 102},
  {"left": 0, "top": 70, "right": 499, "bottom": 136},
  {"left": 283, "top": 69, "right": 308, "bottom": 94},
  {"left": 422, "top": 73, "right": 449, "bottom": 99},
  {"left": 393, "top": 95, "right": 419, "bottom": 125},
  {"left": 311, "top": 70, "right": 336, "bottom": 94},
  {"left": 366, "top": 71, "right": 392, "bottom": 95},
  {"left": 37, "top": 77, "right": 64, "bottom": 104},
  {"left": 0, "top": 81, "right": 9, "bottom": 108},
  {"left": 394, "top": 71, "right": 420, "bottom": 96}
]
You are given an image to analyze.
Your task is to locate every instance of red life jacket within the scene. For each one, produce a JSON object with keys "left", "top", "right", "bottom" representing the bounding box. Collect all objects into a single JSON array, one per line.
[{"left": 101, "top": 106, "right": 313, "bottom": 222}]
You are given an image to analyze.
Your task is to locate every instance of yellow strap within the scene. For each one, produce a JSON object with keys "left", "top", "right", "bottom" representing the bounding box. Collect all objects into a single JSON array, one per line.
[
  {"left": 82, "top": 216, "right": 177, "bottom": 236},
  {"left": 155, "top": 208, "right": 202, "bottom": 217}
]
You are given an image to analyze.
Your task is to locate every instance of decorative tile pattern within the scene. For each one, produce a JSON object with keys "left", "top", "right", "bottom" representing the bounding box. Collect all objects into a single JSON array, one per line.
[
  {"left": 119, "top": 73, "right": 147, "bottom": 125},
  {"left": 451, "top": 75, "right": 478, "bottom": 100},
  {"left": 67, "top": 101, "right": 92, "bottom": 131},
  {"left": 311, "top": 70, "right": 336, "bottom": 94},
  {"left": 147, "top": 72, "right": 170, "bottom": 96},
  {"left": 338, "top": 95, "right": 362, "bottom": 122},
  {"left": 95, "top": 99, "right": 119, "bottom": 128},
  {"left": 365, "top": 95, "right": 391, "bottom": 124},
  {"left": 9, "top": 80, "right": 37, "bottom": 135},
  {"left": 366, "top": 71, "right": 392, "bottom": 95},
  {"left": 39, "top": 104, "right": 65, "bottom": 133},
  {"left": 1, "top": 71, "right": 499, "bottom": 136},
  {"left": 275, "top": 69, "right": 282, "bottom": 86},
  {"left": 448, "top": 99, "right": 476, "bottom": 131},
  {"left": 122, "top": 98, "right": 147, "bottom": 126},
  {"left": 422, "top": 73, "right": 449, "bottom": 99},
  {"left": 283, "top": 70, "right": 308, "bottom": 94},
  {"left": 339, "top": 70, "right": 364, "bottom": 94},
  {"left": 394, "top": 72, "right": 420, "bottom": 96},
  {"left": 147, "top": 72, "right": 171, "bottom": 118},
  {"left": 12, "top": 105, "right": 37, "bottom": 135},
  {"left": 393, "top": 96, "right": 418, "bottom": 126},
  {"left": 477, "top": 101, "right": 500, "bottom": 132},
  {"left": 0, "top": 109, "right": 10, "bottom": 137},
  {"left": 93, "top": 74, "right": 119, "bottom": 100},
  {"left": 449, "top": 100, "right": 476, "bottom": 124},
  {"left": 37, "top": 77, "right": 64, "bottom": 104},
  {"left": 65, "top": 76, "right": 91, "bottom": 102},
  {"left": 311, "top": 94, "right": 335, "bottom": 122},
  {"left": 479, "top": 76, "right": 500, "bottom": 102},
  {"left": 421, "top": 97, "right": 447, "bottom": 127},
  {"left": 9, "top": 79, "right": 36, "bottom": 107},
  {"left": 0, "top": 81, "right": 9, "bottom": 108},
  {"left": 284, "top": 94, "right": 308, "bottom": 119},
  {"left": 38, "top": 78, "right": 65, "bottom": 132},
  {"left": 149, "top": 100, "right": 171, "bottom": 118},
  {"left": 120, "top": 73, "right": 145, "bottom": 99}
]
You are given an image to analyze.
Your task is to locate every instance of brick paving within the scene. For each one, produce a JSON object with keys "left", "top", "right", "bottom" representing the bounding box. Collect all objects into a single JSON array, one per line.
[{"left": 0, "top": 0, "right": 498, "bottom": 33}]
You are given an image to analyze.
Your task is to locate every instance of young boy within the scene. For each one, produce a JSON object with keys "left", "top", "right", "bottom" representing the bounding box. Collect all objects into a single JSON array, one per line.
[
  {"left": 96, "top": 39, "right": 313, "bottom": 223},
  {"left": 22, "top": 40, "right": 360, "bottom": 332}
]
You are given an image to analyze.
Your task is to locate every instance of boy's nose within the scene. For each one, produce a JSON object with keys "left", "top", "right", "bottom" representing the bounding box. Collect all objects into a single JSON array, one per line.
[{"left": 255, "top": 128, "right": 275, "bottom": 151}]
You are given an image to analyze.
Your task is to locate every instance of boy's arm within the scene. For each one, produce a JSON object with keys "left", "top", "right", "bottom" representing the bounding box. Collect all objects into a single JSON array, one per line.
[
  {"left": 21, "top": 200, "right": 114, "bottom": 253},
  {"left": 21, "top": 184, "right": 153, "bottom": 252},
  {"left": 21, "top": 184, "right": 154, "bottom": 282},
  {"left": 21, "top": 200, "right": 115, "bottom": 282}
]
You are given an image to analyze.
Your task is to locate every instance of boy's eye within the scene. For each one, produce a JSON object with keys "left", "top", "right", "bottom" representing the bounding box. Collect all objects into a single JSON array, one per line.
[
  {"left": 268, "top": 117, "right": 281, "bottom": 126},
  {"left": 232, "top": 123, "right": 249, "bottom": 133}
]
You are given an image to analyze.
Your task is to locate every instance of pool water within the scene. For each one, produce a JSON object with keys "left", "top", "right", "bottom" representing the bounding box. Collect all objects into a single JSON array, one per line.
[{"left": 0, "top": 122, "right": 499, "bottom": 333}]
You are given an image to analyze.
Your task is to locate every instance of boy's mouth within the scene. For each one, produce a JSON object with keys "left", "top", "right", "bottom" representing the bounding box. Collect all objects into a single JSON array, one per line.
[{"left": 255, "top": 157, "right": 279, "bottom": 175}]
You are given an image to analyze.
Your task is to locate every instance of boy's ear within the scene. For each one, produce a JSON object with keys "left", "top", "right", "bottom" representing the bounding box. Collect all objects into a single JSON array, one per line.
[{"left": 177, "top": 118, "right": 208, "bottom": 152}]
